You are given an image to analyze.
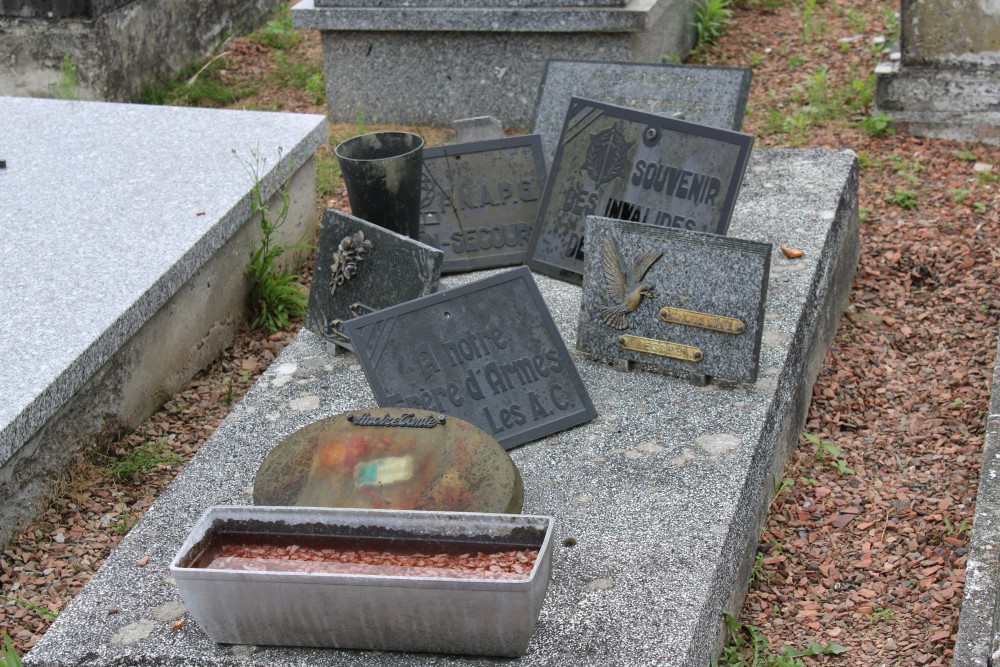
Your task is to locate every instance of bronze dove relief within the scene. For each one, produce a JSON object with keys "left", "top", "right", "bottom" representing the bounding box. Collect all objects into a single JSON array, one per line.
[{"left": 599, "top": 235, "right": 663, "bottom": 330}]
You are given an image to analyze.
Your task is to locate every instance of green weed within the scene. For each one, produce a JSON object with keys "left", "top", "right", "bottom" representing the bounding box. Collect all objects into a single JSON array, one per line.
[
  {"left": 804, "top": 432, "right": 853, "bottom": 475},
  {"left": 886, "top": 188, "right": 918, "bottom": 209},
  {"left": 943, "top": 515, "right": 971, "bottom": 536},
  {"left": 884, "top": 8, "right": 900, "bottom": 45},
  {"left": 1, "top": 633, "right": 23, "bottom": 667},
  {"left": 788, "top": 54, "right": 807, "bottom": 68},
  {"left": 949, "top": 188, "right": 972, "bottom": 203},
  {"left": 272, "top": 53, "right": 322, "bottom": 91},
  {"left": 253, "top": 3, "right": 301, "bottom": 51},
  {"left": 713, "top": 612, "right": 848, "bottom": 666},
  {"left": 306, "top": 71, "right": 326, "bottom": 104},
  {"left": 847, "top": 8, "right": 867, "bottom": 33},
  {"left": 54, "top": 53, "right": 78, "bottom": 100},
  {"left": 97, "top": 439, "right": 183, "bottom": 484},
  {"left": 976, "top": 169, "right": 998, "bottom": 185},
  {"left": 953, "top": 149, "right": 977, "bottom": 162},
  {"left": 2, "top": 595, "right": 59, "bottom": 621},
  {"left": 238, "top": 148, "right": 309, "bottom": 333},
  {"left": 692, "top": 0, "right": 734, "bottom": 51},
  {"left": 855, "top": 111, "right": 895, "bottom": 137},
  {"left": 869, "top": 604, "right": 894, "bottom": 625},
  {"left": 782, "top": 112, "right": 814, "bottom": 146},
  {"left": 750, "top": 552, "right": 770, "bottom": 584}
]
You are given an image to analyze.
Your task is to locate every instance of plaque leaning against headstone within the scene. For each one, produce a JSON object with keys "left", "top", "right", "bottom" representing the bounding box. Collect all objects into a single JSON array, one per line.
[
  {"left": 577, "top": 216, "right": 771, "bottom": 384},
  {"left": 342, "top": 266, "right": 597, "bottom": 449},
  {"left": 526, "top": 97, "right": 754, "bottom": 284},
  {"left": 305, "top": 209, "right": 443, "bottom": 351},
  {"left": 419, "top": 135, "right": 547, "bottom": 273},
  {"left": 532, "top": 60, "right": 753, "bottom": 165}
]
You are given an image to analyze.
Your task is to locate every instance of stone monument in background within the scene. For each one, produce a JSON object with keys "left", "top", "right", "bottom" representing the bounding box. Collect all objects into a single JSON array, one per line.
[
  {"left": 0, "top": 0, "right": 281, "bottom": 101},
  {"left": 292, "top": 0, "right": 701, "bottom": 128},
  {"left": 875, "top": 0, "right": 1000, "bottom": 145}
]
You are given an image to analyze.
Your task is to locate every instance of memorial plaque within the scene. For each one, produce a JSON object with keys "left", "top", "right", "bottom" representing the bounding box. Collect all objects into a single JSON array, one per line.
[
  {"left": 253, "top": 408, "right": 523, "bottom": 513},
  {"left": 532, "top": 60, "right": 753, "bottom": 165},
  {"left": 418, "top": 135, "right": 547, "bottom": 273},
  {"left": 576, "top": 216, "right": 770, "bottom": 384},
  {"left": 305, "top": 209, "right": 443, "bottom": 351},
  {"left": 526, "top": 97, "right": 754, "bottom": 284},
  {"left": 342, "top": 266, "right": 597, "bottom": 449}
]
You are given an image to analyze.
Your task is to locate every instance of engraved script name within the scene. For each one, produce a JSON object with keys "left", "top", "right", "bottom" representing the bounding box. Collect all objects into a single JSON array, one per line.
[{"left": 348, "top": 412, "right": 444, "bottom": 428}]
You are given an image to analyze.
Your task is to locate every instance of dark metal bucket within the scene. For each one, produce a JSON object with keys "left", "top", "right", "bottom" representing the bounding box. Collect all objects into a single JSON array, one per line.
[{"left": 335, "top": 131, "right": 424, "bottom": 240}]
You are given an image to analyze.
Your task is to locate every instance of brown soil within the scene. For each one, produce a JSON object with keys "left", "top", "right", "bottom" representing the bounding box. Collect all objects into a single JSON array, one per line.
[{"left": 2, "top": 1, "right": 999, "bottom": 664}]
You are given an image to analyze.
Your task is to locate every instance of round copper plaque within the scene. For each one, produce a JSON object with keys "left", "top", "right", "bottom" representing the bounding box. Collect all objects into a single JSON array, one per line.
[{"left": 253, "top": 408, "right": 523, "bottom": 513}]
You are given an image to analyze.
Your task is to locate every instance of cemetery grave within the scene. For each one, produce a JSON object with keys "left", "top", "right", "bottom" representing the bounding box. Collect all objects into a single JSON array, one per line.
[
  {"left": 0, "top": 96, "right": 326, "bottom": 548},
  {"left": 3, "top": 2, "right": 996, "bottom": 664},
  {"left": 20, "top": 142, "right": 861, "bottom": 665}
]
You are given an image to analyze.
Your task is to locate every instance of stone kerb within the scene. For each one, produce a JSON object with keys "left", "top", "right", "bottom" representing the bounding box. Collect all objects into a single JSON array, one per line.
[
  {"left": 291, "top": 0, "right": 698, "bottom": 128},
  {"left": 873, "top": 0, "right": 1000, "bottom": 145},
  {"left": 22, "top": 147, "right": 859, "bottom": 667},
  {"left": 0, "top": 97, "right": 327, "bottom": 547},
  {"left": 953, "top": 332, "right": 1000, "bottom": 667}
]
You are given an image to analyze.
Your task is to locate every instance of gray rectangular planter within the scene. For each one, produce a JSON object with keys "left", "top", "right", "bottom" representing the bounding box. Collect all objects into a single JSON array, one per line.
[{"left": 170, "top": 506, "right": 554, "bottom": 657}]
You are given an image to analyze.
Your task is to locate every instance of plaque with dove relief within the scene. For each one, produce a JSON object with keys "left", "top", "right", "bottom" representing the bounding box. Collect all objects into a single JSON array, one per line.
[{"left": 577, "top": 217, "right": 770, "bottom": 384}]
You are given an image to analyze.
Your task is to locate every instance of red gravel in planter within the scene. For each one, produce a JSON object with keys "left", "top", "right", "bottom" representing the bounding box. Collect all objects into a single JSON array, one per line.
[{"left": 197, "top": 540, "right": 539, "bottom": 580}]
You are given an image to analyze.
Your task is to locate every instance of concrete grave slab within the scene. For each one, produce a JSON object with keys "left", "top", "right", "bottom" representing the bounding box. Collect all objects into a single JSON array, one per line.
[
  {"left": 305, "top": 210, "right": 443, "bottom": 352},
  {"left": 419, "top": 135, "right": 547, "bottom": 272},
  {"left": 0, "top": 96, "right": 326, "bottom": 545},
  {"left": 954, "top": 331, "right": 1000, "bottom": 667},
  {"left": 532, "top": 60, "right": 752, "bottom": 165},
  {"left": 23, "top": 147, "right": 859, "bottom": 667},
  {"left": 577, "top": 218, "right": 770, "bottom": 384}
]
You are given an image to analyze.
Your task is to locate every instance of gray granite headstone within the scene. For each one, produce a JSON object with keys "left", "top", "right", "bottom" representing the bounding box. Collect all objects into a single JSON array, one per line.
[
  {"left": 315, "top": 0, "right": 625, "bottom": 7},
  {"left": 577, "top": 216, "right": 770, "bottom": 384},
  {"left": 305, "top": 209, "right": 443, "bottom": 351},
  {"left": 453, "top": 116, "right": 505, "bottom": 143},
  {"left": 419, "top": 135, "right": 547, "bottom": 273},
  {"left": 342, "top": 266, "right": 597, "bottom": 449},
  {"left": 532, "top": 60, "right": 753, "bottom": 165},
  {"left": 526, "top": 97, "right": 754, "bottom": 284}
]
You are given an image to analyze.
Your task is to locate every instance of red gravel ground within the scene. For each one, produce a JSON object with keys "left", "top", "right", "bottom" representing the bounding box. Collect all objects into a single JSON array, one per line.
[{"left": 2, "top": 1, "right": 998, "bottom": 664}]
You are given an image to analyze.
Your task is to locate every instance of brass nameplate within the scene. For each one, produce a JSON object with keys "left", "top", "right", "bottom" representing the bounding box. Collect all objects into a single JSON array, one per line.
[
  {"left": 658, "top": 306, "right": 746, "bottom": 334},
  {"left": 618, "top": 334, "right": 704, "bottom": 362}
]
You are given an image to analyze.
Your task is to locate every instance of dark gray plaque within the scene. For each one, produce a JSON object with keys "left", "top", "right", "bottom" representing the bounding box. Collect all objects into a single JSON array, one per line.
[
  {"left": 526, "top": 97, "right": 754, "bottom": 284},
  {"left": 418, "top": 135, "right": 547, "bottom": 273},
  {"left": 342, "top": 266, "right": 597, "bottom": 449},
  {"left": 576, "top": 217, "right": 770, "bottom": 384},
  {"left": 305, "top": 209, "right": 443, "bottom": 351},
  {"left": 532, "top": 60, "right": 752, "bottom": 165}
]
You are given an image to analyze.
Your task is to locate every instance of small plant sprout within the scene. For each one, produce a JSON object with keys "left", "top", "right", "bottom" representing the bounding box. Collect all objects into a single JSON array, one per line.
[
  {"left": 804, "top": 432, "right": 854, "bottom": 475},
  {"left": 855, "top": 112, "right": 895, "bottom": 137},
  {"left": 1, "top": 632, "right": 24, "bottom": 667},
  {"left": 713, "top": 612, "right": 848, "bottom": 666}
]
